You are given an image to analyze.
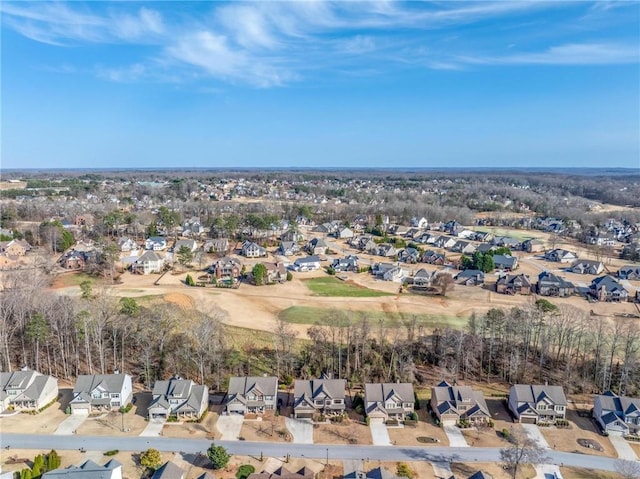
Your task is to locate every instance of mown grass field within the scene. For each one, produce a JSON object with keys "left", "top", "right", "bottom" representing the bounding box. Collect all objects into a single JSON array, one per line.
[
  {"left": 278, "top": 305, "right": 466, "bottom": 330},
  {"left": 302, "top": 276, "right": 393, "bottom": 297}
]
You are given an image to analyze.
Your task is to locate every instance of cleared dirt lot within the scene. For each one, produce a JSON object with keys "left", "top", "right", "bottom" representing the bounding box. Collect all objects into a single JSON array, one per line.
[
  {"left": 160, "top": 412, "right": 219, "bottom": 440},
  {"left": 538, "top": 408, "right": 616, "bottom": 458},
  {"left": 313, "top": 416, "right": 372, "bottom": 446},
  {"left": 387, "top": 409, "right": 448, "bottom": 446},
  {"left": 240, "top": 414, "right": 290, "bottom": 443}
]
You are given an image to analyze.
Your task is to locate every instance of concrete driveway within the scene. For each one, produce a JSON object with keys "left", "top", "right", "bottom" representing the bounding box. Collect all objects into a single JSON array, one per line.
[
  {"left": 216, "top": 414, "right": 244, "bottom": 440},
  {"left": 54, "top": 413, "right": 88, "bottom": 435},
  {"left": 369, "top": 422, "right": 391, "bottom": 446},
  {"left": 443, "top": 425, "right": 469, "bottom": 447},
  {"left": 431, "top": 462, "right": 454, "bottom": 479},
  {"left": 533, "top": 464, "right": 563, "bottom": 479},
  {"left": 139, "top": 417, "right": 166, "bottom": 437},
  {"left": 522, "top": 424, "right": 550, "bottom": 448},
  {"left": 284, "top": 417, "right": 314, "bottom": 444},
  {"left": 609, "top": 434, "right": 639, "bottom": 460}
]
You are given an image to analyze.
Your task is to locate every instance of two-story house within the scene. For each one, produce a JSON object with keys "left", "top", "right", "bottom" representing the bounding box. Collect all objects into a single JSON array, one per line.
[
  {"left": 117, "top": 237, "right": 139, "bottom": 253},
  {"left": 364, "top": 382, "right": 415, "bottom": 423},
  {"left": 241, "top": 241, "right": 267, "bottom": 258},
  {"left": 0, "top": 239, "right": 31, "bottom": 256},
  {"left": 618, "top": 265, "right": 640, "bottom": 281},
  {"left": 493, "top": 254, "right": 518, "bottom": 271},
  {"left": 69, "top": 373, "right": 133, "bottom": 415},
  {"left": 455, "top": 269, "right": 485, "bottom": 286},
  {"left": 593, "top": 391, "right": 640, "bottom": 435},
  {"left": 225, "top": 376, "right": 278, "bottom": 415},
  {"left": 132, "top": 250, "right": 164, "bottom": 274},
  {"left": 278, "top": 241, "right": 300, "bottom": 257},
  {"left": 430, "top": 381, "right": 490, "bottom": 426},
  {"left": 148, "top": 376, "right": 208, "bottom": 420},
  {"left": 590, "top": 275, "right": 629, "bottom": 302},
  {"left": 544, "top": 249, "right": 577, "bottom": 264},
  {"left": 293, "top": 376, "right": 347, "bottom": 419},
  {"left": 570, "top": 259, "right": 604, "bottom": 275},
  {"left": 331, "top": 255, "right": 359, "bottom": 273},
  {"left": 0, "top": 369, "right": 58, "bottom": 411},
  {"left": 202, "top": 238, "right": 229, "bottom": 255},
  {"left": 306, "top": 238, "right": 328, "bottom": 256},
  {"left": 537, "top": 271, "right": 575, "bottom": 297},
  {"left": 145, "top": 236, "right": 167, "bottom": 251},
  {"left": 496, "top": 274, "right": 531, "bottom": 295},
  {"left": 263, "top": 262, "right": 287, "bottom": 284},
  {"left": 508, "top": 384, "right": 567, "bottom": 424},
  {"left": 208, "top": 257, "right": 242, "bottom": 281},
  {"left": 292, "top": 255, "right": 321, "bottom": 272},
  {"left": 422, "top": 250, "right": 446, "bottom": 265}
]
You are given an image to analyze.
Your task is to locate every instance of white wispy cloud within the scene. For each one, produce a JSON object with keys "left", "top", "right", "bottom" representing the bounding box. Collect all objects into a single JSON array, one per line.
[
  {"left": 2, "top": 1, "right": 638, "bottom": 88},
  {"left": 458, "top": 43, "right": 640, "bottom": 66}
]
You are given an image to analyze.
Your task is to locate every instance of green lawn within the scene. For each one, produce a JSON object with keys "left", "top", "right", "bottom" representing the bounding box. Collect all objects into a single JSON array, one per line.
[
  {"left": 480, "top": 227, "right": 542, "bottom": 242},
  {"left": 303, "top": 276, "right": 393, "bottom": 297},
  {"left": 278, "top": 305, "right": 466, "bottom": 330}
]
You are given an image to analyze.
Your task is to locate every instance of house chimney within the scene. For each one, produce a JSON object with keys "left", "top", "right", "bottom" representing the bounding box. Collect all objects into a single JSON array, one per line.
[{"left": 114, "top": 368, "right": 120, "bottom": 375}]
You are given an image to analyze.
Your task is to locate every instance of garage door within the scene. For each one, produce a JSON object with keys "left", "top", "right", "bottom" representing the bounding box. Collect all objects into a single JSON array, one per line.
[
  {"left": 520, "top": 416, "right": 536, "bottom": 424},
  {"left": 72, "top": 407, "right": 90, "bottom": 416},
  {"left": 369, "top": 417, "right": 384, "bottom": 424}
]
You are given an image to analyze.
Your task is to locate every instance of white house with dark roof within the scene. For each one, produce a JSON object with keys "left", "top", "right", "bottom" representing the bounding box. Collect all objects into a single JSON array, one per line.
[
  {"left": 570, "top": 259, "right": 604, "bottom": 275},
  {"left": 145, "top": 236, "right": 167, "bottom": 251},
  {"left": 148, "top": 376, "right": 208, "bottom": 419},
  {"left": 43, "top": 459, "right": 122, "bottom": 479},
  {"left": 618, "top": 265, "right": 640, "bottom": 280},
  {"left": 225, "top": 376, "right": 278, "bottom": 415},
  {"left": 364, "top": 382, "right": 415, "bottom": 423},
  {"left": 293, "top": 376, "right": 346, "bottom": 419},
  {"left": 69, "top": 373, "right": 132, "bottom": 415},
  {"left": 132, "top": 250, "right": 164, "bottom": 274},
  {"left": 430, "top": 381, "right": 490, "bottom": 426},
  {"left": 241, "top": 241, "right": 267, "bottom": 258},
  {"left": 292, "top": 255, "right": 321, "bottom": 272},
  {"left": 508, "top": 384, "right": 567, "bottom": 424},
  {"left": 0, "top": 369, "right": 58, "bottom": 411},
  {"left": 593, "top": 391, "right": 640, "bottom": 435}
]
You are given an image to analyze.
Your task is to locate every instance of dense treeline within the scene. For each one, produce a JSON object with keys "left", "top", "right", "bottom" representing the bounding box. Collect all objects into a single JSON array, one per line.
[{"left": 1, "top": 272, "right": 638, "bottom": 396}]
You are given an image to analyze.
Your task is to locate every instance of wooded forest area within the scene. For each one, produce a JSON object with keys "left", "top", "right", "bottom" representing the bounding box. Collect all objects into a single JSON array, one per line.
[{"left": 1, "top": 269, "right": 638, "bottom": 396}]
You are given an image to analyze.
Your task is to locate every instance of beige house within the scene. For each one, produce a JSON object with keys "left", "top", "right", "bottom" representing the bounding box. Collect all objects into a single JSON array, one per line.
[
  {"left": 430, "top": 381, "right": 490, "bottom": 426},
  {"left": 0, "top": 369, "right": 58, "bottom": 411},
  {"left": 293, "top": 376, "right": 346, "bottom": 419},
  {"left": 364, "top": 382, "right": 415, "bottom": 423}
]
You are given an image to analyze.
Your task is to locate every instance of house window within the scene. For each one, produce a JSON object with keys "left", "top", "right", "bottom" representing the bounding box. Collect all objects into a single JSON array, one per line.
[
  {"left": 403, "top": 403, "right": 413, "bottom": 408},
  {"left": 554, "top": 406, "right": 564, "bottom": 412},
  {"left": 266, "top": 404, "right": 273, "bottom": 410},
  {"left": 333, "top": 399, "right": 343, "bottom": 404},
  {"left": 537, "top": 404, "right": 547, "bottom": 411},
  {"left": 110, "top": 393, "right": 119, "bottom": 398},
  {"left": 265, "top": 396, "right": 273, "bottom": 401},
  {"left": 315, "top": 400, "right": 324, "bottom": 406}
]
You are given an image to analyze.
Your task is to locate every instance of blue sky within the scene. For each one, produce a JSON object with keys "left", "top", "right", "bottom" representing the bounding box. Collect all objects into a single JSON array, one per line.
[{"left": 2, "top": 1, "right": 639, "bottom": 169}]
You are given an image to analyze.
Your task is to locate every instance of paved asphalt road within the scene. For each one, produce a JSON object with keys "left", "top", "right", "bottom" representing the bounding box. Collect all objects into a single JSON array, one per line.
[{"left": 1, "top": 434, "right": 626, "bottom": 472}]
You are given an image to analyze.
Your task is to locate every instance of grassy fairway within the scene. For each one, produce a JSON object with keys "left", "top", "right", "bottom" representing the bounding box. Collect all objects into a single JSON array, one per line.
[
  {"left": 303, "top": 276, "right": 393, "bottom": 297},
  {"left": 278, "top": 305, "right": 466, "bottom": 330}
]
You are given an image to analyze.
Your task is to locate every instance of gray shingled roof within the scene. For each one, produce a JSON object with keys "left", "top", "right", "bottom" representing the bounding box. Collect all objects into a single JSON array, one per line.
[
  {"left": 227, "top": 376, "right": 278, "bottom": 403},
  {"left": 364, "top": 383, "right": 414, "bottom": 407},
  {"left": 42, "top": 459, "right": 122, "bottom": 478},
  {"left": 294, "top": 378, "right": 346, "bottom": 407},
  {"left": 511, "top": 384, "right": 567, "bottom": 406},
  {"left": 151, "top": 462, "right": 185, "bottom": 479}
]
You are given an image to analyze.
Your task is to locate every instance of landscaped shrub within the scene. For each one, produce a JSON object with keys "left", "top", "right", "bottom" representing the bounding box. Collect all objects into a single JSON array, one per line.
[
  {"left": 396, "top": 463, "right": 414, "bottom": 479},
  {"left": 185, "top": 274, "right": 195, "bottom": 286},
  {"left": 104, "top": 450, "right": 119, "bottom": 456},
  {"left": 236, "top": 464, "right": 256, "bottom": 479},
  {"left": 417, "top": 436, "right": 439, "bottom": 443},
  {"left": 501, "top": 428, "right": 510, "bottom": 439},
  {"left": 119, "top": 403, "right": 133, "bottom": 413},
  {"left": 404, "top": 419, "right": 418, "bottom": 428}
]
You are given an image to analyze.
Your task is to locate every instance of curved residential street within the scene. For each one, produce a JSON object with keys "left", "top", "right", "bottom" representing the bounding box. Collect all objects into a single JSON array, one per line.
[{"left": 2, "top": 433, "right": 626, "bottom": 473}]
